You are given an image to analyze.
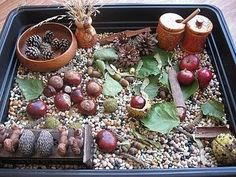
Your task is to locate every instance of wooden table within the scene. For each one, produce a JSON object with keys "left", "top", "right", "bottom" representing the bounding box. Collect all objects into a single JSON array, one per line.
[{"left": 0, "top": 0, "right": 236, "bottom": 43}]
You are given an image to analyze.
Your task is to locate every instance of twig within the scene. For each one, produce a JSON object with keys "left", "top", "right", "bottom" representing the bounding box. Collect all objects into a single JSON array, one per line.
[
  {"left": 119, "top": 152, "right": 147, "bottom": 168},
  {"left": 168, "top": 68, "right": 186, "bottom": 121},
  {"left": 99, "top": 27, "right": 151, "bottom": 45}
]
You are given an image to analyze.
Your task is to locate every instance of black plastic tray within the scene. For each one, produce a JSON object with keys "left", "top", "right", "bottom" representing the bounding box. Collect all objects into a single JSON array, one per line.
[{"left": 0, "top": 4, "right": 236, "bottom": 177}]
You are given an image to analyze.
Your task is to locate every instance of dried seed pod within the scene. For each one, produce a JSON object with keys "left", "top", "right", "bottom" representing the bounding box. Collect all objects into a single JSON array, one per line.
[
  {"left": 119, "top": 78, "right": 129, "bottom": 87},
  {"left": 51, "top": 38, "right": 61, "bottom": 50},
  {"left": 4, "top": 123, "right": 23, "bottom": 152},
  {"left": 44, "top": 116, "right": 60, "bottom": 129},
  {"left": 18, "top": 129, "right": 35, "bottom": 156},
  {"left": 69, "top": 129, "right": 83, "bottom": 155},
  {"left": 25, "top": 46, "right": 41, "bottom": 59},
  {"left": 57, "top": 126, "right": 69, "bottom": 156},
  {"left": 36, "top": 130, "right": 54, "bottom": 157},
  {"left": 26, "top": 35, "right": 42, "bottom": 48},
  {"left": 129, "top": 68, "right": 136, "bottom": 75},
  {"left": 60, "top": 39, "right": 70, "bottom": 52},
  {"left": 133, "top": 141, "right": 145, "bottom": 150},
  {"left": 103, "top": 98, "right": 118, "bottom": 113},
  {"left": 43, "top": 30, "right": 54, "bottom": 43},
  {"left": 0, "top": 124, "right": 7, "bottom": 144}
]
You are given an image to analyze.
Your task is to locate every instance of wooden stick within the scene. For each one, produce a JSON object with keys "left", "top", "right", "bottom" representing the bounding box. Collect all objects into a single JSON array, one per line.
[
  {"left": 168, "top": 68, "right": 186, "bottom": 121},
  {"left": 99, "top": 27, "right": 151, "bottom": 45},
  {"left": 194, "top": 126, "right": 230, "bottom": 139},
  {"left": 181, "top": 8, "right": 201, "bottom": 24}
]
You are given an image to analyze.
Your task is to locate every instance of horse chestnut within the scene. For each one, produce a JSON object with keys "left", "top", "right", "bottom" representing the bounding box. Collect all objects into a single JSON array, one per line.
[
  {"left": 26, "top": 100, "right": 47, "bottom": 119},
  {"left": 86, "top": 81, "right": 102, "bottom": 98},
  {"left": 64, "top": 70, "right": 82, "bottom": 86},
  {"left": 54, "top": 93, "right": 71, "bottom": 111},
  {"left": 78, "top": 99, "right": 97, "bottom": 115},
  {"left": 43, "top": 85, "right": 56, "bottom": 97},
  {"left": 130, "top": 95, "right": 146, "bottom": 109},
  {"left": 48, "top": 75, "right": 63, "bottom": 90},
  {"left": 71, "top": 88, "right": 84, "bottom": 103},
  {"left": 96, "top": 130, "right": 117, "bottom": 153}
]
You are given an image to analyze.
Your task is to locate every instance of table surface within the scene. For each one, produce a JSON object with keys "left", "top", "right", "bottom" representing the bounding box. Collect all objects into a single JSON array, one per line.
[{"left": 0, "top": 0, "right": 236, "bottom": 43}]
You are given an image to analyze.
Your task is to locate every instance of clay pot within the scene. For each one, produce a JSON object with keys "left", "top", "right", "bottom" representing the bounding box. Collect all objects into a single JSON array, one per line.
[
  {"left": 16, "top": 22, "right": 77, "bottom": 72},
  {"left": 75, "top": 16, "right": 97, "bottom": 49}
]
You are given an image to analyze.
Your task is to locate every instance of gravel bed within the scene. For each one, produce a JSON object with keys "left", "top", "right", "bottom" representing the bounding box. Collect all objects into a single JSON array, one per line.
[{"left": 4, "top": 41, "right": 227, "bottom": 170}]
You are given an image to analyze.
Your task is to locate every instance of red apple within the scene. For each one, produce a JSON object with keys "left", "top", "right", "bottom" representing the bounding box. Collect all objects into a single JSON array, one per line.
[
  {"left": 177, "top": 69, "right": 195, "bottom": 86},
  {"left": 179, "top": 55, "right": 200, "bottom": 71},
  {"left": 197, "top": 68, "right": 213, "bottom": 89}
]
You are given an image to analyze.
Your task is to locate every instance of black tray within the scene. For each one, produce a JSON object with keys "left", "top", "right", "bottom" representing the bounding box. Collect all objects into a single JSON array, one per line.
[{"left": 0, "top": 4, "right": 236, "bottom": 177}]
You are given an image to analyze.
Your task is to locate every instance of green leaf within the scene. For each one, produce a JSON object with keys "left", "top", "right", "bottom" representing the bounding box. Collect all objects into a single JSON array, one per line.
[
  {"left": 141, "top": 76, "right": 160, "bottom": 100},
  {"left": 201, "top": 100, "right": 225, "bottom": 121},
  {"left": 16, "top": 78, "right": 44, "bottom": 101},
  {"left": 93, "top": 47, "right": 118, "bottom": 61},
  {"left": 131, "top": 83, "right": 142, "bottom": 95},
  {"left": 158, "top": 70, "right": 170, "bottom": 89},
  {"left": 103, "top": 73, "right": 123, "bottom": 97},
  {"left": 181, "top": 80, "right": 199, "bottom": 100},
  {"left": 105, "top": 63, "right": 116, "bottom": 75},
  {"left": 141, "top": 102, "right": 180, "bottom": 134},
  {"left": 154, "top": 47, "right": 173, "bottom": 67},
  {"left": 94, "top": 60, "right": 106, "bottom": 74},
  {"left": 137, "top": 55, "right": 160, "bottom": 78}
]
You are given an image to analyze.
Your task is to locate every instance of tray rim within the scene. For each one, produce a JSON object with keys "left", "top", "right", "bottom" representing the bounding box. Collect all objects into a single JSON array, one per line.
[{"left": 0, "top": 4, "right": 236, "bottom": 177}]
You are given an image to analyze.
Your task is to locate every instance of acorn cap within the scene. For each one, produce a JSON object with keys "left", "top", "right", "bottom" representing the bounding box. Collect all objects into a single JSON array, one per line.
[
  {"left": 159, "top": 13, "right": 185, "bottom": 32},
  {"left": 187, "top": 15, "right": 213, "bottom": 35}
]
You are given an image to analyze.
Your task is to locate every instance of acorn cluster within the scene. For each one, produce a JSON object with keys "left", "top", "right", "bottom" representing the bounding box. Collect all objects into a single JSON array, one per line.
[{"left": 25, "top": 30, "right": 71, "bottom": 60}]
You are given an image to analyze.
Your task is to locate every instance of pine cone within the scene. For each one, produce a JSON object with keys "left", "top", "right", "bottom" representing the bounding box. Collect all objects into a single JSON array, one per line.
[
  {"left": 60, "top": 39, "right": 70, "bottom": 52},
  {"left": 41, "top": 50, "right": 55, "bottom": 60},
  {"left": 26, "top": 35, "right": 42, "bottom": 48},
  {"left": 25, "top": 46, "right": 41, "bottom": 59},
  {"left": 43, "top": 30, "right": 54, "bottom": 43},
  {"left": 51, "top": 38, "right": 61, "bottom": 50},
  {"left": 40, "top": 42, "right": 52, "bottom": 52},
  {"left": 113, "top": 32, "right": 128, "bottom": 48},
  {"left": 135, "top": 32, "right": 157, "bottom": 56},
  {"left": 116, "top": 42, "right": 140, "bottom": 68}
]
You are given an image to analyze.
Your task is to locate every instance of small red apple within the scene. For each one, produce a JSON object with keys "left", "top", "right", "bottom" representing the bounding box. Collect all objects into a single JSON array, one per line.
[
  {"left": 179, "top": 55, "right": 200, "bottom": 71},
  {"left": 197, "top": 68, "right": 213, "bottom": 89},
  {"left": 177, "top": 69, "right": 195, "bottom": 86}
]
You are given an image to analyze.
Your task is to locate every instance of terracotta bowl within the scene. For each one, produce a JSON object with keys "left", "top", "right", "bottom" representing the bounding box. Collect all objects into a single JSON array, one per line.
[{"left": 16, "top": 22, "right": 77, "bottom": 72}]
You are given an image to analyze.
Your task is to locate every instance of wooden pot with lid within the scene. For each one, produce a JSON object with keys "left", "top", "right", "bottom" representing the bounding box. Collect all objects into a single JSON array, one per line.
[
  {"left": 182, "top": 15, "right": 213, "bottom": 53},
  {"left": 156, "top": 13, "right": 185, "bottom": 51}
]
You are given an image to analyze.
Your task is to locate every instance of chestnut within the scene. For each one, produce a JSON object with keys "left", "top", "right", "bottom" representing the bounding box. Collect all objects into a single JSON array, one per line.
[
  {"left": 26, "top": 100, "right": 47, "bottom": 119},
  {"left": 96, "top": 130, "right": 117, "bottom": 153},
  {"left": 71, "top": 88, "right": 84, "bottom": 103},
  {"left": 43, "top": 85, "right": 56, "bottom": 97},
  {"left": 54, "top": 93, "right": 71, "bottom": 111},
  {"left": 86, "top": 80, "right": 102, "bottom": 98},
  {"left": 48, "top": 75, "right": 63, "bottom": 90},
  {"left": 64, "top": 70, "right": 82, "bottom": 86},
  {"left": 78, "top": 99, "right": 97, "bottom": 115}
]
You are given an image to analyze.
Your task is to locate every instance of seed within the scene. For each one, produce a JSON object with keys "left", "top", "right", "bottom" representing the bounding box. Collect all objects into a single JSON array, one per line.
[
  {"left": 112, "top": 73, "right": 121, "bottom": 81},
  {"left": 159, "top": 90, "right": 166, "bottom": 99},
  {"left": 119, "top": 78, "right": 129, "bottom": 87},
  {"left": 133, "top": 141, "right": 145, "bottom": 150},
  {"left": 87, "top": 59, "right": 94, "bottom": 66},
  {"left": 125, "top": 76, "right": 134, "bottom": 83},
  {"left": 129, "top": 68, "right": 136, "bottom": 74},
  {"left": 128, "top": 147, "right": 138, "bottom": 155},
  {"left": 91, "top": 70, "right": 102, "bottom": 78},
  {"left": 87, "top": 66, "right": 94, "bottom": 75}
]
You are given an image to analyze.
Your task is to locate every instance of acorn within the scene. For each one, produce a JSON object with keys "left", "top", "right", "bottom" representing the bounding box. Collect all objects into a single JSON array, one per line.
[{"left": 103, "top": 98, "right": 118, "bottom": 113}]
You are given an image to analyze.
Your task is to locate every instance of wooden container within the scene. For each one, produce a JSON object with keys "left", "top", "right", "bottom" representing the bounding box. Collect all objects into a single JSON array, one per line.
[
  {"left": 182, "top": 15, "right": 213, "bottom": 53},
  {"left": 16, "top": 23, "right": 77, "bottom": 72},
  {"left": 156, "top": 13, "right": 185, "bottom": 51}
]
